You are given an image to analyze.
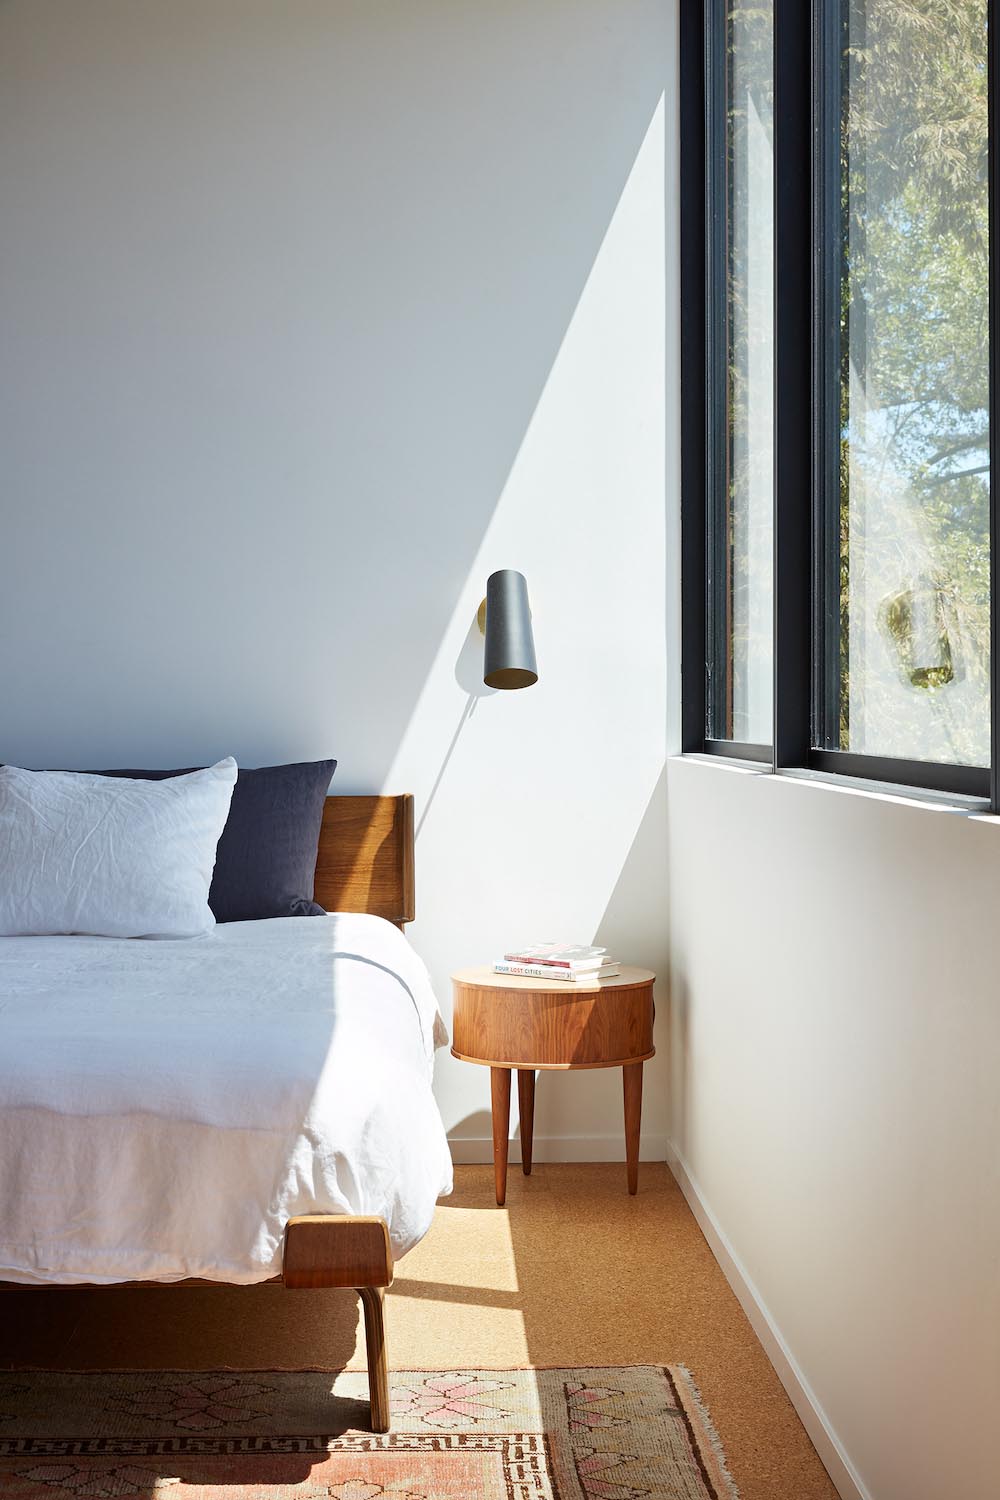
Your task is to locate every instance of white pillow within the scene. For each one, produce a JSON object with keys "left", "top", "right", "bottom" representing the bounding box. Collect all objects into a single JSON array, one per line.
[{"left": 0, "top": 758, "right": 238, "bottom": 938}]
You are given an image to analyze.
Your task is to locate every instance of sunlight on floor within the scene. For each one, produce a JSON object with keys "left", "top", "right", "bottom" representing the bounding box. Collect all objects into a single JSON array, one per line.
[
  {"left": 398, "top": 1204, "right": 520, "bottom": 1294},
  {"left": 384, "top": 1201, "right": 530, "bottom": 1364}
]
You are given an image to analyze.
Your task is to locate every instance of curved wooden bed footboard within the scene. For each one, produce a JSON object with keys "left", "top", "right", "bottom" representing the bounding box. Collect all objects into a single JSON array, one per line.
[{"left": 282, "top": 1214, "right": 394, "bottom": 1433}]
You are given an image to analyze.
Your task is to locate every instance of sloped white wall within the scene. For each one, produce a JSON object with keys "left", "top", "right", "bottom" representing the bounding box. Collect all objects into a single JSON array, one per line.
[{"left": 0, "top": 0, "right": 676, "bottom": 1155}]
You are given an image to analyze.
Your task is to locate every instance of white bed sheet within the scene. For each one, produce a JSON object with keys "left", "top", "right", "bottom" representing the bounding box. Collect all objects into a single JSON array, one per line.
[{"left": 0, "top": 913, "right": 453, "bottom": 1284}]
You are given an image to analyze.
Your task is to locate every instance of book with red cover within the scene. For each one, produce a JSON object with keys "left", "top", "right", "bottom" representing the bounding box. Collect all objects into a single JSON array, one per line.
[{"left": 502, "top": 943, "right": 609, "bottom": 970}]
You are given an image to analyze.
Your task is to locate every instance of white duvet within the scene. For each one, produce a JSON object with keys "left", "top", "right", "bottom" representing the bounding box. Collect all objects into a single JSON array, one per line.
[{"left": 0, "top": 913, "right": 453, "bottom": 1284}]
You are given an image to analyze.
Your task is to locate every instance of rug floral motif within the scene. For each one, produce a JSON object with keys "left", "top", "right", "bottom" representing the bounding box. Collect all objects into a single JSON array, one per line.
[{"left": 0, "top": 1367, "right": 738, "bottom": 1500}]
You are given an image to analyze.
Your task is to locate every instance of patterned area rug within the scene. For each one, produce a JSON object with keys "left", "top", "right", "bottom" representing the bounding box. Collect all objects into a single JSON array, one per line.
[{"left": 0, "top": 1367, "right": 738, "bottom": 1500}]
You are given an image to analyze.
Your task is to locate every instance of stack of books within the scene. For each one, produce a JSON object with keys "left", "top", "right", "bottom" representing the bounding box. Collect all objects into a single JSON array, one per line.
[{"left": 493, "top": 944, "right": 620, "bottom": 983}]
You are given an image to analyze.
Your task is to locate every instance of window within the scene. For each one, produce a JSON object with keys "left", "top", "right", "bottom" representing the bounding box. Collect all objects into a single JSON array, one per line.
[
  {"left": 819, "top": 0, "right": 991, "bottom": 768},
  {"left": 682, "top": 0, "right": 997, "bottom": 802},
  {"left": 707, "top": 0, "right": 774, "bottom": 748}
]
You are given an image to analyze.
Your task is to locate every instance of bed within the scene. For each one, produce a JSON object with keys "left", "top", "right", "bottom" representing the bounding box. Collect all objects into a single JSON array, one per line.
[{"left": 0, "top": 794, "right": 452, "bottom": 1433}]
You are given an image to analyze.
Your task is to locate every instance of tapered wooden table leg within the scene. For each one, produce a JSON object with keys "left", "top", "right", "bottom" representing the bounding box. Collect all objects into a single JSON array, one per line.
[
  {"left": 491, "top": 1066, "right": 511, "bottom": 1205},
  {"left": 517, "top": 1068, "right": 535, "bottom": 1176},
  {"left": 623, "top": 1061, "right": 643, "bottom": 1195}
]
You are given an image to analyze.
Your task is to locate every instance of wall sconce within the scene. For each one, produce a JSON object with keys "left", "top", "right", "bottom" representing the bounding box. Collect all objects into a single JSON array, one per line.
[{"left": 477, "top": 570, "right": 538, "bottom": 690}]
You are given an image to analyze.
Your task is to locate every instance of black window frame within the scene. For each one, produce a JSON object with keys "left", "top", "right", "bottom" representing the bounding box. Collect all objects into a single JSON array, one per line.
[{"left": 681, "top": 0, "right": 1000, "bottom": 808}]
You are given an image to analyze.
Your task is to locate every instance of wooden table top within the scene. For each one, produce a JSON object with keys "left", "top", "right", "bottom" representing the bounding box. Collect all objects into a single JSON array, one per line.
[{"left": 451, "top": 965, "right": 655, "bottom": 994}]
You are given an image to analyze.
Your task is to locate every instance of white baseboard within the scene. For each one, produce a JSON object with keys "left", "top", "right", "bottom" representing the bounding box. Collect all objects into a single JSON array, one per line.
[
  {"left": 668, "top": 1148, "right": 870, "bottom": 1500},
  {"left": 448, "top": 1133, "right": 668, "bottom": 1165}
]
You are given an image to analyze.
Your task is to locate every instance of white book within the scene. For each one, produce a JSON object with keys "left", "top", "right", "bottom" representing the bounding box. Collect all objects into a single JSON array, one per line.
[
  {"left": 503, "top": 944, "right": 608, "bottom": 969},
  {"left": 493, "top": 960, "right": 621, "bottom": 983}
]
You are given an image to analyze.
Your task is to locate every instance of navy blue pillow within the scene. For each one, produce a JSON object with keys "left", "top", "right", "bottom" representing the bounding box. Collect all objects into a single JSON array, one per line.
[{"left": 92, "top": 760, "right": 337, "bottom": 923}]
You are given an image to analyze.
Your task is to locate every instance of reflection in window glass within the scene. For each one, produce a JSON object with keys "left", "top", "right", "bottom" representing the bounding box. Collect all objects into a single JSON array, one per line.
[
  {"left": 832, "top": 0, "right": 990, "bottom": 765},
  {"left": 708, "top": 0, "right": 773, "bottom": 744}
]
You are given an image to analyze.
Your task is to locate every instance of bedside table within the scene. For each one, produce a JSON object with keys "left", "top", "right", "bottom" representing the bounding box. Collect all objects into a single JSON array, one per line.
[{"left": 450, "top": 965, "right": 655, "bottom": 1205}]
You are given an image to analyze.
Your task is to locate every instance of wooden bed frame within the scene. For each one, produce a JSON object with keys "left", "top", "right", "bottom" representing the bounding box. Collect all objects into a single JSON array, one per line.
[{"left": 2, "top": 794, "right": 416, "bottom": 1435}]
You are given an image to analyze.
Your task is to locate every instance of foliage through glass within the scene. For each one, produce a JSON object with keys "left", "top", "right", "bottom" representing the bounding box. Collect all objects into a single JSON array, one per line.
[{"left": 823, "top": 0, "right": 990, "bottom": 767}]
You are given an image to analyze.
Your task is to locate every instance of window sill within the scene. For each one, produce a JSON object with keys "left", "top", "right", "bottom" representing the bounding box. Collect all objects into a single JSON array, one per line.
[{"left": 672, "top": 753, "right": 992, "bottom": 817}]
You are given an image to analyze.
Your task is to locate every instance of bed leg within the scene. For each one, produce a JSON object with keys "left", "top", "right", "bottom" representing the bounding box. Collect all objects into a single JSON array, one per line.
[
  {"left": 358, "top": 1285, "right": 390, "bottom": 1433},
  {"left": 281, "top": 1215, "right": 393, "bottom": 1433}
]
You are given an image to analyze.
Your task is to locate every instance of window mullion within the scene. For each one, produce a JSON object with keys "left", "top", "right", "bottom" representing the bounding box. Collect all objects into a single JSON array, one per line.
[
  {"left": 772, "top": 0, "right": 813, "bottom": 768},
  {"left": 680, "top": 0, "right": 708, "bottom": 754}
]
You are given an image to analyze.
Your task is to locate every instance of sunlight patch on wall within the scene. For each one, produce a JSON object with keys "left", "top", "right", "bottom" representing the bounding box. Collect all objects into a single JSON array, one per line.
[{"left": 382, "top": 96, "right": 669, "bottom": 1136}]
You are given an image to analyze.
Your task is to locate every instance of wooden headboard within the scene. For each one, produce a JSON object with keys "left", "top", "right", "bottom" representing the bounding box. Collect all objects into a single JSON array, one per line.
[{"left": 313, "top": 794, "right": 415, "bottom": 927}]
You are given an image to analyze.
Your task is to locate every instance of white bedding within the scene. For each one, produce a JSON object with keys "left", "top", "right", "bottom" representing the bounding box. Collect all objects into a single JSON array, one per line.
[{"left": 0, "top": 913, "right": 453, "bottom": 1284}]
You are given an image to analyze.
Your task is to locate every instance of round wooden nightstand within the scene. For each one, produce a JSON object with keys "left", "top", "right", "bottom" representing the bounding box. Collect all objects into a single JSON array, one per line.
[{"left": 450, "top": 965, "right": 655, "bottom": 1205}]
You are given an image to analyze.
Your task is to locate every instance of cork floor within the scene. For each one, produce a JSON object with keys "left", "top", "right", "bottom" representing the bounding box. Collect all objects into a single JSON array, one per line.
[{"left": 0, "top": 1163, "right": 837, "bottom": 1500}]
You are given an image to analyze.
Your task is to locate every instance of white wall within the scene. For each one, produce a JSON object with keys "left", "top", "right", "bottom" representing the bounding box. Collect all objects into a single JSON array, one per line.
[
  {"left": 0, "top": 0, "right": 675, "bottom": 1156},
  {"left": 666, "top": 757, "right": 1000, "bottom": 1500}
]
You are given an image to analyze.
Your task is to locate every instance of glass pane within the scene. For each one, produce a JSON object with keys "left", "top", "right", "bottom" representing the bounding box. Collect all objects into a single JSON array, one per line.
[
  {"left": 828, "top": 0, "right": 990, "bottom": 765},
  {"left": 708, "top": 0, "right": 774, "bottom": 744}
]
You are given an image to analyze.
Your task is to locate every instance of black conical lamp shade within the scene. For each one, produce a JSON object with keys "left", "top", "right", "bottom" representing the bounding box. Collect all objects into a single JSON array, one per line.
[{"left": 483, "top": 570, "right": 538, "bottom": 690}]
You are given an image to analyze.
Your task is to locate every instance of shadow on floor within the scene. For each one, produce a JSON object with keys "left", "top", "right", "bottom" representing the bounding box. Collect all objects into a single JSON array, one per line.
[{"left": 0, "top": 1282, "right": 360, "bottom": 1373}]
